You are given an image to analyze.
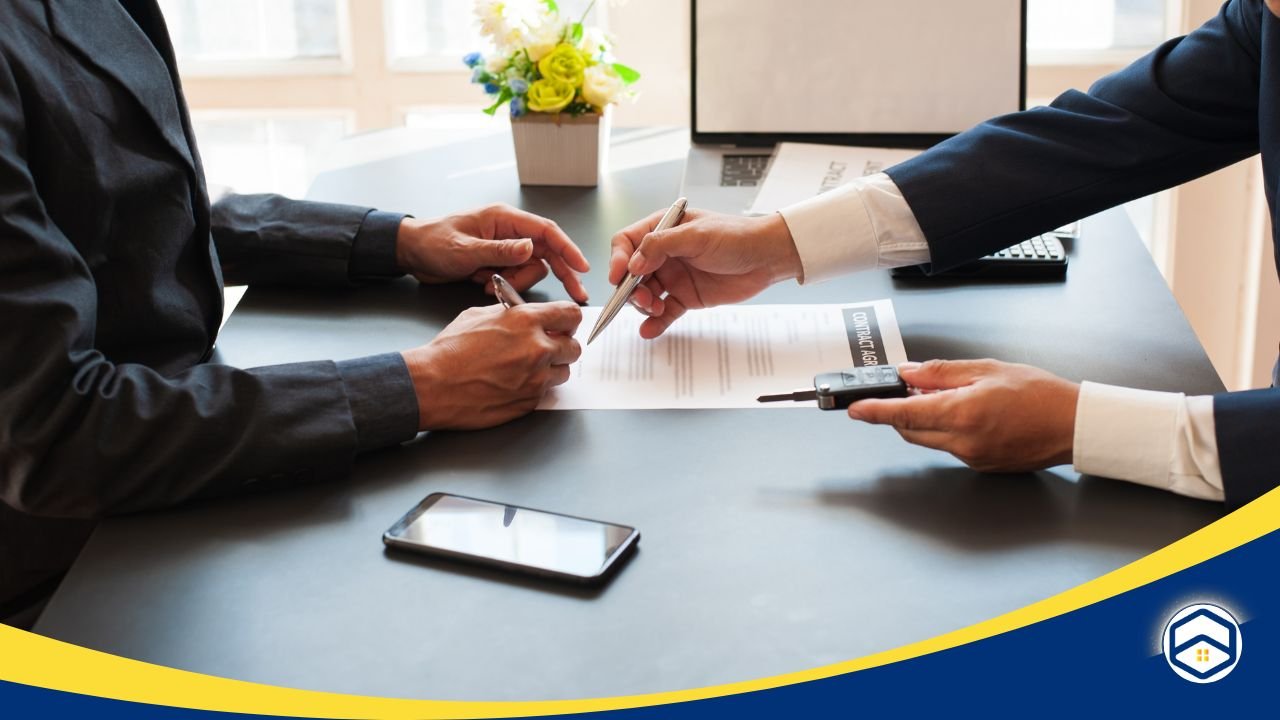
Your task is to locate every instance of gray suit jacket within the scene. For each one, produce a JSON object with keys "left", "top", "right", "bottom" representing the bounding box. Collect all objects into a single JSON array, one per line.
[{"left": 0, "top": 0, "right": 419, "bottom": 616}]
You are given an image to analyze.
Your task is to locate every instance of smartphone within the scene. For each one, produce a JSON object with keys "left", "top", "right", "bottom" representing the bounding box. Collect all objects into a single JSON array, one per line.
[{"left": 383, "top": 493, "right": 640, "bottom": 585}]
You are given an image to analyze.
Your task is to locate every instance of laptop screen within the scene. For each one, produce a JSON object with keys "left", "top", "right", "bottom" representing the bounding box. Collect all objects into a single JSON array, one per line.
[{"left": 693, "top": 0, "right": 1025, "bottom": 145}]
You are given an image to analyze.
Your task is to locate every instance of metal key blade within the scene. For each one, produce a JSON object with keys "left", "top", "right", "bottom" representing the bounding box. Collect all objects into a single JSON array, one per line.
[{"left": 756, "top": 389, "right": 818, "bottom": 404}]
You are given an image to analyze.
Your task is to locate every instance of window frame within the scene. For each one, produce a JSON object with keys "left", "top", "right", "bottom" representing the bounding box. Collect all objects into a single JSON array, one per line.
[
  {"left": 1026, "top": 0, "right": 1183, "bottom": 67},
  {"left": 382, "top": 0, "right": 485, "bottom": 73},
  {"left": 165, "top": 0, "right": 355, "bottom": 78}
]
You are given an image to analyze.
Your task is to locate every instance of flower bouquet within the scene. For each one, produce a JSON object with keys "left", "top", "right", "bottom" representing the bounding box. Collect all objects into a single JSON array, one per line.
[{"left": 465, "top": 0, "right": 640, "bottom": 186}]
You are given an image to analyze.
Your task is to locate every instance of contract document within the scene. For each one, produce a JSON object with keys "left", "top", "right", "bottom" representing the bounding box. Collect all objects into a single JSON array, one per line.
[
  {"left": 539, "top": 301, "right": 907, "bottom": 410},
  {"left": 746, "top": 143, "right": 920, "bottom": 215}
]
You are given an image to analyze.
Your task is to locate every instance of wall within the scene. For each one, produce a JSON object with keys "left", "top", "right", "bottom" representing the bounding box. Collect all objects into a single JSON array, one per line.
[{"left": 608, "top": 0, "right": 690, "bottom": 127}]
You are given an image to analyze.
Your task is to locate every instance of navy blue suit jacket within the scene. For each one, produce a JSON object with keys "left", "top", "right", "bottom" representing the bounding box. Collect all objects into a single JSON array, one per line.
[
  {"left": 0, "top": 0, "right": 417, "bottom": 614},
  {"left": 886, "top": 0, "right": 1273, "bottom": 509}
]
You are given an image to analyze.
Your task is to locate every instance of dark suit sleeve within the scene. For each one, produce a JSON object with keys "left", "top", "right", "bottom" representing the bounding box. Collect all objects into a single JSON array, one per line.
[
  {"left": 212, "top": 193, "right": 406, "bottom": 286},
  {"left": 1215, "top": 388, "right": 1280, "bottom": 509},
  {"left": 0, "top": 53, "right": 418, "bottom": 519},
  {"left": 886, "top": 0, "right": 1263, "bottom": 271},
  {"left": 886, "top": 0, "right": 1273, "bottom": 507}
]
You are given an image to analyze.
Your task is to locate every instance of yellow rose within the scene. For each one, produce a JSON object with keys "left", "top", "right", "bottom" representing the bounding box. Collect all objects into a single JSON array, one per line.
[
  {"left": 537, "top": 43, "right": 586, "bottom": 87},
  {"left": 526, "top": 77, "right": 576, "bottom": 113}
]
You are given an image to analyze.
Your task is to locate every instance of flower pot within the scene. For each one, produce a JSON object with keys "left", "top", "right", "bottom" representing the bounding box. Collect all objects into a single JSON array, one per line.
[{"left": 510, "top": 111, "right": 609, "bottom": 187}]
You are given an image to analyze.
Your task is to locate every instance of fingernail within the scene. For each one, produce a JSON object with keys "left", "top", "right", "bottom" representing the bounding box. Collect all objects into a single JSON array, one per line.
[
  {"left": 627, "top": 251, "right": 645, "bottom": 274},
  {"left": 847, "top": 406, "right": 864, "bottom": 420},
  {"left": 898, "top": 361, "right": 922, "bottom": 372}
]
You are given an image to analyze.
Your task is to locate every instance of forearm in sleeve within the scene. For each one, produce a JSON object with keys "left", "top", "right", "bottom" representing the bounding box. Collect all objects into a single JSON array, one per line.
[
  {"left": 3, "top": 331, "right": 419, "bottom": 518},
  {"left": 1073, "top": 383, "right": 1223, "bottom": 502},
  {"left": 212, "top": 193, "right": 406, "bottom": 286},
  {"left": 778, "top": 172, "right": 930, "bottom": 284}
]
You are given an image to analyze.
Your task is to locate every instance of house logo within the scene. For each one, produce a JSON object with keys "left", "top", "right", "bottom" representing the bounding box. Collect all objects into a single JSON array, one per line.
[{"left": 1162, "top": 603, "right": 1242, "bottom": 683}]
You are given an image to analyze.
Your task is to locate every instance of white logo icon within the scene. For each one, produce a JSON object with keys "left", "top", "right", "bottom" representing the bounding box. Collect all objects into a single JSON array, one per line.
[{"left": 1162, "top": 603, "right": 1242, "bottom": 683}]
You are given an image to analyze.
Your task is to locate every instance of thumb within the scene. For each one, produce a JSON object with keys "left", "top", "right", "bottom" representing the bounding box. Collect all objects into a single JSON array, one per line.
[
  {"left": 898, "top": 359, "right": 991, "bottom": 391},
  {"left": 628, "top": 226, "right": 700, "bottom": 276},
  {"left": 468, "top": 238, "right": 534, "bottom": 267}
]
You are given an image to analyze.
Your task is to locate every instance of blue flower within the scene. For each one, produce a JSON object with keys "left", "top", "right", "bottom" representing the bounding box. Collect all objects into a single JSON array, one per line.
[
  {"left": 510, "top": 96, "right": 527, "bottom": 118},
  {"left": 463, "top": 51, "right": 483, "bottom": 68},
  {"left": 508, "top": 77, "right": 529, "bottom": 95},
  {"left": 470, "top": 67, "right": 485, "bottom": 84},
  {"left": 484, "top": 82, "right": 501, "bottom": 95}
]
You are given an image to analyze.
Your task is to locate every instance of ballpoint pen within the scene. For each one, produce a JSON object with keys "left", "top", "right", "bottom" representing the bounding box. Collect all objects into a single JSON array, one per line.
[
  {"left": 587, "top": 196, "right": 688, "bottom": 344},
  {"left": 491, "top": 274, "right": 525, "bottom": 308}
]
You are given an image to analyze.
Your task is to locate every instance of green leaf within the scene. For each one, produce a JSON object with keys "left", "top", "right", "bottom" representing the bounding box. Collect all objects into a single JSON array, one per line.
[
  {"left": 571, "top": 22, "right": 584, "bottom": 43},
  {"left": 611, "top": 63, "right": 641, "bottom": 84},
  {"left": 483, "top": 87, "right": 514, "bottom": 116},
  {"left": 541, "top": 0, "right": 558, "bottom": 13}
]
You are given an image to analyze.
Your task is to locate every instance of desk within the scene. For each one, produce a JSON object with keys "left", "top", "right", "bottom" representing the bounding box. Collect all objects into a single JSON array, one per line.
[{"left": 36, "top": 128, "right": 1225, "bottom": 700}]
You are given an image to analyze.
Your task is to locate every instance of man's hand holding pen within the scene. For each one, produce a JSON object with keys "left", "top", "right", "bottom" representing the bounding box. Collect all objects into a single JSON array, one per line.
[
  {"left": 606, "top": 207, "right": 802, "bottom": 339},
  {"left": 401, "top": 301, "right": 583, "bottom": 431},
  {"left": 397, "top": 206, "right": 587, "bottom": 431}
]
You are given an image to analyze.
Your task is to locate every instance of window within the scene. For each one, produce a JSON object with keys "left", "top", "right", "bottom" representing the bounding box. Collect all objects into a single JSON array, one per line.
[
  {"left": 1026, "top": 0, "right": 1181, "bottom": 250},
  {"left": 385, "top": 0, "right": 488, "bottom": 70},
  {"left": 157, "top": 1, "right": 354, "bottom": 196},
  {"left": 1028, "top": 0, "right": 1172, "bottom": 62},
  {"left": 386, "top": 0, "right": 604, "bottom": 71},
  {"left": 158, "top": 0, "right": 346, "bottom": 73},
  {"left": 192, "top": 113, "right": 351, "bottom": 199}
]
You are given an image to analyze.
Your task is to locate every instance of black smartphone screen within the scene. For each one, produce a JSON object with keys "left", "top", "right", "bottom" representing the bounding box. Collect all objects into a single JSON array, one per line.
[{"left": 383, "top": 493, "right": 639, "bottom": 583}]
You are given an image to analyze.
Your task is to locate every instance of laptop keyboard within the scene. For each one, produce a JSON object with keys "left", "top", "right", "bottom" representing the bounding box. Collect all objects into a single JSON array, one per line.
[{"left": 720, "top": 154, "right": 770, "bottom": 187}]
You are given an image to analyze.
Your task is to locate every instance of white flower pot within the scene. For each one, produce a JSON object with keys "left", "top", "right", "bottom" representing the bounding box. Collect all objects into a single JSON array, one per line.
[{"left": 510, "top": 110, "right": 609, "bottom": 187}]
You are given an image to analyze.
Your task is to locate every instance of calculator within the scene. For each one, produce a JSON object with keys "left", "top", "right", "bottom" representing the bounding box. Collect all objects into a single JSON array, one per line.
[{"left": 891, "top": 233, "right": 1068, "bottom": 279}]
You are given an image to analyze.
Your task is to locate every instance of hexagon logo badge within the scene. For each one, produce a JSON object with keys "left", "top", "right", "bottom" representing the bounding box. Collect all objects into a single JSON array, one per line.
[{"left": 1162, "top": 603, "right": 1242, "bottom": 683}]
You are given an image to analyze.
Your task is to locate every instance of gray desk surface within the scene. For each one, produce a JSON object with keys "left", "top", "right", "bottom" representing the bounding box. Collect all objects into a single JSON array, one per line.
[{"left": 36, "top": 127, "right": 1225, "bottom": 701}]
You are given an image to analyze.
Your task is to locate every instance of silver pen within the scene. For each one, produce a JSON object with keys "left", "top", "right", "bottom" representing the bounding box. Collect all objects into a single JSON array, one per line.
[
  {"left": 491, "top": 274, "right": 525, "bottom": 308},
  {"left": 587, "top": 197, "right": 688, "bottom": 344}
]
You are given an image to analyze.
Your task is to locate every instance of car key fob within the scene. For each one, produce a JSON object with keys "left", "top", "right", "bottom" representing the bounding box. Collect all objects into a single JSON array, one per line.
[{"left": 758, "top": 365, "right": 909, "bottom": 410}]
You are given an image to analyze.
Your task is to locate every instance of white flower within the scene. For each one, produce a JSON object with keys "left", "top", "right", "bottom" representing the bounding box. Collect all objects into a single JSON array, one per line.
[
  {"left": 578, "top": 26, "right": 615, "bottom": 58},
  {"left": 474, "top": 0, "right": 511, "bottom": 41},
  {"left": 582, "top": 64, "right": 624, "bottom": 108},
  {"left": 486, "top": 54, "right": 509, "bottom": 73},
  {"left": 523, "top": 12, "right": 564, "bottom": 62}
]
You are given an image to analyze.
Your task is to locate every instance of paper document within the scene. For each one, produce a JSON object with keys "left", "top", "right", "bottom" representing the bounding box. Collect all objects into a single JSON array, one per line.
[
  {"left": 747, "top": 143, "right": 920, "bottom": 215},
  {"left": 220, "top": 285, "right": 248, "bottom": 332},
  {"left": 539, "top": 301, "right": 907, "bottom": 410}
]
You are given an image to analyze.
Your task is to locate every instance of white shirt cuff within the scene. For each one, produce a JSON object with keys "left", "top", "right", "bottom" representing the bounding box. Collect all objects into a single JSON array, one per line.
[
  {"left": 1073, "top": 382, "right": 1223, "bottom": 501},
  {"left": 778, "top": 173, "right": 930, "bottom": 285}
]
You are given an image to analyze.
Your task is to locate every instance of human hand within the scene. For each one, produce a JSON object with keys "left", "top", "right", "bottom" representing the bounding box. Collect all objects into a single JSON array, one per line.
[
  {"left": 396, "top": 204, "right": 590, "bottom": 303},
  {"left": 847, "top": 359, "right": 1080, "bottom": 472},
  {"left": 400, "top": 302, "right": 583, "bottom": 430},
  {"left": 607, "top": 208, "right": 803, "bottom": 339}
]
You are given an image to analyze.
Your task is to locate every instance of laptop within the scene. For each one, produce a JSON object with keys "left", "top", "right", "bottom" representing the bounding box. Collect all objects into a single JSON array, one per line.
[{"left": 682, "top": 0, "right": 1027, "bottom": 213}]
